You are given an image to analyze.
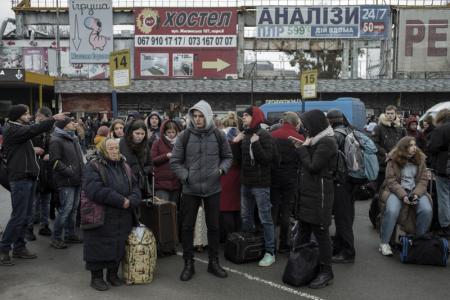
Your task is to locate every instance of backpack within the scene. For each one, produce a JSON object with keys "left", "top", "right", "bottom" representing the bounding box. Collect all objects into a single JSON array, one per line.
[
  {"left": 334, "top": 149, "right": 348, "bottom": 184},
  {"left": 335, "top": 128, "right": 379, "bottom": 181}
]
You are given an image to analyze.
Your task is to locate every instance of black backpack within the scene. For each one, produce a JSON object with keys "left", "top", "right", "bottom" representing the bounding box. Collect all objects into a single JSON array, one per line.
[{"left": 334, "top": 149, "right": 348, "bottom": 185}]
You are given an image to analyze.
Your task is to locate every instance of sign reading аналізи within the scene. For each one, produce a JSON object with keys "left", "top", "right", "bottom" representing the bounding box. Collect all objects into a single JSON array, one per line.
[
  {"left": 257, "top": 6, "right": 390, "bottom": 39},
  {"left": 69, "top": 0, "right": 113, "bottom": 63}
]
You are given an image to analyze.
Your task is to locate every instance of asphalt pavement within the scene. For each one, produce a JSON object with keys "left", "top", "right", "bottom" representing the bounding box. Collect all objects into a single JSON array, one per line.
[{"left": 0, "top": 186, "right": 449, "bottom": 300}]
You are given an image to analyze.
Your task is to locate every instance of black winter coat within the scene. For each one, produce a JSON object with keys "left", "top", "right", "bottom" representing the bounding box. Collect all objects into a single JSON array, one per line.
[
  {"left": 233, "top": 127, "right": 273, "bottom": 187},
  {"left": 119, "top": 138, "right": 152, "bottom": 180},
  {"left": 428, "top": 120, "right": 450, "bottom": 177},
  {"left": 32, "top": 129, "right": 53, "bottom": 192},
  {"left": 296, "top": 136, "right": 337, "bottom": 226},
  {"left": 49, "top": 128, "right": 84, "bottom": 187},
  {"left": 82, "top": 156, "right": 141, "bottom": 266},
  {"left": 2, "top": 119, "right": 55, "bottom": 181}
]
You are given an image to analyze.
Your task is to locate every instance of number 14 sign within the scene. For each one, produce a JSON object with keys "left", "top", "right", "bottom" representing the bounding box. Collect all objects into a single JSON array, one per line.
[{"left": 110, "top": 49, "right": 131, "bottom": 88}]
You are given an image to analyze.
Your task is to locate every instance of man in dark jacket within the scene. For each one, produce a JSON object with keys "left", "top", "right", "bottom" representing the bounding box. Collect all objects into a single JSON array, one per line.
[
  {"left": 28, "top": 107, "right": 54, "bottom": 239},
  {"left": 372, "top": 105, "right": 406, "bottom": 189},
  {"left": 49, "top": 117, "right": 84, "bottom": 249},
  {"left": 170, "top": 100, "right": 232, "bottom": 281},
  {"left": 428, "top": 109, "right": 450, "bottom": 236},
  {"left": 0, "top": 105, "right": 67, "bottom": 266},
  {"left": 270, "top": 112, "right": 304, "bottom": 253},
  {"left": 233, "top": 106, "right": 276, "bottom": 267}
]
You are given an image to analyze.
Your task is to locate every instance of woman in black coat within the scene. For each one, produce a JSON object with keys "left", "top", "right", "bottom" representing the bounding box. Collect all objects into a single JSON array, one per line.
[
  {"left": 119, "top": 119, "right": 152, "bottom": 198},
  {"left": 82, "top": 138, "right": 141, "bottom": 291},
  {"left": 293, "top": 109, "right": 338, "bottom": 289}
]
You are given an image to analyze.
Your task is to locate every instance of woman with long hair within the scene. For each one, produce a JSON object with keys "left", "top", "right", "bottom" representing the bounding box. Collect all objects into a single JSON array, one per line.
[
  {"left": 109, "top": 119, "right": 125, "bottom": 139},
  {"left": 119, "top": 119, "right": 152, "bottom": 198},
  {"left": 378, "top": 136, "right": 433, "bottom": 256}
]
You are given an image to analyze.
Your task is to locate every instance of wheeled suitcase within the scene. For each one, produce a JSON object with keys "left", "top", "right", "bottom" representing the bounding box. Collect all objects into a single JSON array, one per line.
[
  {"left": 224, "top": 232, "right": 265, "bottom": 264},
  {"left": 122, "top": 226, "right": 157, "bottom": 285},
  {"left": 139, "top": 175, "right": 178, "bottom": 255}
]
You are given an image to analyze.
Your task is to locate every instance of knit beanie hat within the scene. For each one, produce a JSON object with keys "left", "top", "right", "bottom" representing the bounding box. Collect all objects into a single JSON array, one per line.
[
  {"left": 55, "top": 117, "right": 72, "bottom": 129},
  {"left": 300, "top": 110, "right": 329, "bottom": 137},
  {"left": 97, "top": 125, "right": 110, "bottom": 137},
  {"left": 8, "top": 104, "right": 28, "bottom": 122},
  {"left": 326, "top": 109, "right": 344, "bottom": 125}
]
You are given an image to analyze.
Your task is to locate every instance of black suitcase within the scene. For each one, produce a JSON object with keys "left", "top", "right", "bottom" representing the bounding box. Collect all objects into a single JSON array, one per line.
[
  {"left": 139, "top": 174, "right": 178, "bottom": 256},
  {"left": 224, "top": 232, "right": 265, "bottom": 264}
]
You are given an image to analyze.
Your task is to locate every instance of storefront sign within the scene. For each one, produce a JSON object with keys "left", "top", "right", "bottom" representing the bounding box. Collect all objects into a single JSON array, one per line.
[{"left": 0, "top": 69, "right": 25, "bottom": 82}]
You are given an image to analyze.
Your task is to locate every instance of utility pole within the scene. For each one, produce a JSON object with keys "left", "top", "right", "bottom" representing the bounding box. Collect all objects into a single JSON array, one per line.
[{"left": 56, "top": 0, "right": 61, "bottom": 77}]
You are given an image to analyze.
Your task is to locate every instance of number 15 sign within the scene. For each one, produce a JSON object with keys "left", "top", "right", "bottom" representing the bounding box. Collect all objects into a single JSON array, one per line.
[
  {"left": 301, "top": 69, "right": 318, "bottom": 99},
  {"left": 110, "top": 49, "right": 131, "bottom": 88}
]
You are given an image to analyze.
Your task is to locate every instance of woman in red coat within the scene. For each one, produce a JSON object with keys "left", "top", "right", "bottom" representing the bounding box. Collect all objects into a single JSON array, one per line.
[
  {"left": 219, "top": 113, "right": 241, "bottom": 242},
  {"left": 151, "top": 120, "right": 181, "bottom": 204}
]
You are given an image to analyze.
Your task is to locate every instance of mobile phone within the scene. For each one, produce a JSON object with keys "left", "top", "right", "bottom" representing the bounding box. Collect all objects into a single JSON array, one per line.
[{"left": 288, "top": 136, "right": 303, "bottom": 144}]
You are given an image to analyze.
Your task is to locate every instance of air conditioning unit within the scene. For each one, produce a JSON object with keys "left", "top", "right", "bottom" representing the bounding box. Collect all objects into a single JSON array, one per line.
[{"left": 226, "top": 74, "right": 238, "bottom": 79}]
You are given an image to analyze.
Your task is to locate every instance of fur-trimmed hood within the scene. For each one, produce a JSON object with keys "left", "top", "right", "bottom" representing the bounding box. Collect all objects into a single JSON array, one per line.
[{"left": 378, "top": 113, "right": 402, "bottom": 128}]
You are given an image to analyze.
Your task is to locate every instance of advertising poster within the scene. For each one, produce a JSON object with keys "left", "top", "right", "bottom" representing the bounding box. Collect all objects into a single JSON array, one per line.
[
  {"left": 23, "top": 48, "right": 48, "bottom": 74},
  {"left": 69, "top": 0, "right": 113, "bottom": 63},
  {"left": 140, "top": 53, "right": 169, "bottom": 76},
  {"left": 134, "top": 7, "right": 237, "bottom": 79},
  {"left": 48, "top": 47, "right": 108, "bottom": 78},
  {"left": 0, "top": 48, "right": 23, "bottom": 69},
  {"left": 398, "top": 9, "right": 450, "bottom": 72},
  {"left": 173, "top": 54, "right": 193, "bottom": 77},
  {"left": 256, "top": 6, "right": 390, "bottom": 39}
]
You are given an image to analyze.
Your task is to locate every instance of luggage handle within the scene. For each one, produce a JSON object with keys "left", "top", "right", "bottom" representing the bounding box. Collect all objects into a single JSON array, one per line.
[{"left": 144, "top": 171, "right": 156, "bottom": 207}]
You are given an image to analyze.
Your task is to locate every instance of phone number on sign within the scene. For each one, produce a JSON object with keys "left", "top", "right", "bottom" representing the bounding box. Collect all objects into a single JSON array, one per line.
[{"left": 135, "top": 35, "right": 237, "bottom": 48}]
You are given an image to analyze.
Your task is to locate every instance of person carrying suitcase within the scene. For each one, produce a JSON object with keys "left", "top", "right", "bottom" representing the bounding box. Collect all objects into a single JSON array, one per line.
[{"left": 170, "top": 100, "right": 233, "bottom": 281}]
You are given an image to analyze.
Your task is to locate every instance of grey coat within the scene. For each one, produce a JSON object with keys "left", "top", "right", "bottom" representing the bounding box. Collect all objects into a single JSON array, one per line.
[{"left": 170, "top": 100, "right": 233, "bottom": 197}]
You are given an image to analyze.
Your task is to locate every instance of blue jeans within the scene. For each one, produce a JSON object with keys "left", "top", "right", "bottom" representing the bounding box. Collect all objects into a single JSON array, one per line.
[
  {"left": 241, "top": 185, "right": 275, "bottom": 254},
  {"left": 0, "top": 179, "right": 36, "bottom": 252},
  {"left": 52, "top": 186, "right": 81, "bottom": 241},
  {"left": 436, "top": 176, "right": 450, "bottom": 228},
  {"left": 380, "top": 193, "right": 433, "bottom": 243}
]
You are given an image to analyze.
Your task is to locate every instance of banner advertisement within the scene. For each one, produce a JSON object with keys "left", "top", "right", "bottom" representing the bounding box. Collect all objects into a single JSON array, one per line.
[
  {"left": 256, "top": 6, "right": 390, "bottom": 39},
  {"left": 69, "top": 0, "right": 113, "bottom": 63},
  {"left": 134, "top": 8, "right": 238, "bottom": 79},
  {"left": 0, "top": 48, "right": 23, "bottom": 69},
  {"left": 23, "top": 48, "right": 48, "bottom": 74},
  {"left": 398, "top": 9, "right": 449, "bottom": 72}
]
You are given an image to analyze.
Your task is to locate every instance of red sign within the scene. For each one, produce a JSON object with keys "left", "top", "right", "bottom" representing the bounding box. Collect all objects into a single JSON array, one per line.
[{"left": 134, "top": 8, "right": 237, "bottom": 79}]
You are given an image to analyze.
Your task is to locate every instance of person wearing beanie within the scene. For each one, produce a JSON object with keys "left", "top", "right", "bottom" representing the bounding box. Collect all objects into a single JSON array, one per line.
[
  {"left": 49, "top": 117, "right": 84, "bottom": 249},
  {"left": 170, "top": 100, "right": 232, "bottom": 281},
  {"left": 270, "top": 112, "right": 304, "bottom": 254},
  {"left": 94, "top": 126, "right": 110, "bottom": 150},
  {"left": 293, "top": 109, "right": 338, "bottom": 289},
  {"left": 232, "top": 106, "right": 277, "bottom": 267},
  {"left": 0, "top": 105, "right": 67, "bottom": 266}
]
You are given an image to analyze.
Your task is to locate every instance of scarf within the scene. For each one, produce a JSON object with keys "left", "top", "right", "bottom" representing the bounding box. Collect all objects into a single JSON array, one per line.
[
  {"left": 165, "top": 135, "right": 177, "bottom": 145},
  {"left": 311, "top": 126, "right": 334, "bottom": 146}
]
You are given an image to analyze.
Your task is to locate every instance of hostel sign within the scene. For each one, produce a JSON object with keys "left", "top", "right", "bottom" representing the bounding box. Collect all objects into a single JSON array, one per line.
[{"left": 256, "top": 6, "right": 390, "bottom": 39}]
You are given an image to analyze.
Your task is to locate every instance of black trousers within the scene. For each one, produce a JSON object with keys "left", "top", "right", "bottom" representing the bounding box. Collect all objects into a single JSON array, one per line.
[
  {"left": 297, "top": 221, "right": 332, "bottom": 265},
  {"left": 219, "top": 211, "right": 241, "bottom": 243},
  {"left": 271, "top": 186, "right": 296, "bottom": 248},
  {"left": 181, "top": 193, "right": 220, "bottom": 261},
  {"left": 332, "top": 182, "right": 355, "bottom": 258}
]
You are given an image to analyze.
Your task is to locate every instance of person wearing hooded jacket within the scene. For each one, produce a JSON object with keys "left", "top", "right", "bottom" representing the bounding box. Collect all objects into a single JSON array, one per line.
[
  {"left": 170, "top": 100, "right": 232, "bottom": 281},
  {"left": 292, "top": 109, "right": 338, "bottom": 289},
  {"left": 232, "top": 106, "right": 276, "bottom": 267},
  {"left": 405, "top": 116, "right": 425, "bottom": 151},
  {"left": 145, "top": 111, "right": 162, "bottom": 149}
]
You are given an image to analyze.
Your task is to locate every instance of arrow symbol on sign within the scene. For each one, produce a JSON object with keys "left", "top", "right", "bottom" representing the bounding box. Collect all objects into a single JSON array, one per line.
[
  {"left": 202, "top": 58, "right": 230, "bottom": 72},
  {"left": 72, "top": 14, "right": 82, "bottom": 51},
  {"left": 15, "top": 69, "right": 23, "bottom": 80}
]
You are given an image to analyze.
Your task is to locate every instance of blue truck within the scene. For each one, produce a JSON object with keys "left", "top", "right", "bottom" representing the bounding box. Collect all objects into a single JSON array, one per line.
[{"left": 259, "top": 97, "right": 366, "bottom": 130}]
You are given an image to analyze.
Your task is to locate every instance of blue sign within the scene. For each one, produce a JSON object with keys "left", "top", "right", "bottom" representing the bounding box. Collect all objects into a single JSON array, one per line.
[{"left": 256, "top": 6, "right": 390, "bottom": 39}]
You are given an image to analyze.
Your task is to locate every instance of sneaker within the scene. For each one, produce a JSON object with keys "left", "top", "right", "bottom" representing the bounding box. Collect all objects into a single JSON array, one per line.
[
  {"left": 38, "top": 225, "right": 52, "bottom": 237},
  {"left": 0, "top": 251, "right": 14, "bottom": 266},
  {"left": 12, "top": 247, "right": 37, "bottom": 259},
  {"left": 258, "top": 253, "right": 275, "bottom": 267},
  {"left": 50, "top": 239, "right": 68, "bottom": 249},
  {"left": 379, "top": 243, "right": 393, "bottom": 256},
  {"left": 64, "top": 235, "right": 83, "bottom": 244}
]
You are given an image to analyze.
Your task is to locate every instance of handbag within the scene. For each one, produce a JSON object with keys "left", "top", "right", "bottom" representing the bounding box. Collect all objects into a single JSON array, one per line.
[
  {"left": 282, "top": 222, "right": 320, "bottom": 286},
  {"left": 400, "top": 234, "right": 449, "bottom": 266}
]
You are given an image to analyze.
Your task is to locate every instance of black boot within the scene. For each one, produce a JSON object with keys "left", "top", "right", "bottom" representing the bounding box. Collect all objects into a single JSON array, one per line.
[
  {"left": 25, "top": 226, "right": 36, "bottom": 241},
  {"left": 308, "top": 264, "right": 334, "bottom": 289},
  {"left": 207, "top": 258, "right": 228, "bottom": 278},
  {"left": 179, "top": 259, "right": 195, "bottom": 281},
  {"left": 90, "top": 270, "right": 108, "bottom": 291},
  {"left": 106, "top": 266, "right": 123, "bottom": 287}
]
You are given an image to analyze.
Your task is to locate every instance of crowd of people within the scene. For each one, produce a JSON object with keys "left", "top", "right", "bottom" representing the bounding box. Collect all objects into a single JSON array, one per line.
[{"left": 0, "top": 101, "right": 448, "bottom": 291}]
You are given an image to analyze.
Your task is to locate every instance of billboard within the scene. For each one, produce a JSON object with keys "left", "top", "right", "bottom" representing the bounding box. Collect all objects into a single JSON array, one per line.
[
  {"left": 256, "top": 6, "right": 390, "bottom": 39},
  {"left": 134, "top": 8, "right": 238, "bottom": 79},
  {"left": 69, "top": 0, "right": 113, "bottom": 63},
  {"left": 398, "top": 9, "right": 450, "bottom": 72},
  {"left": 23, "top": 48, "right": 48, "bottom": 74}
]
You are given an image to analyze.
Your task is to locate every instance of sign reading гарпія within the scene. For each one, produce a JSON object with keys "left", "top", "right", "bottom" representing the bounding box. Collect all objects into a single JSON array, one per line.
[
  {"left": 69, "top": 0, "right": 113, "bottom": 63},
  {"left": 257, "top": 6, "right": 390, "bottom": 39},
  {"left": 134, "top": 8, "right": 238, "bottom": 79}
]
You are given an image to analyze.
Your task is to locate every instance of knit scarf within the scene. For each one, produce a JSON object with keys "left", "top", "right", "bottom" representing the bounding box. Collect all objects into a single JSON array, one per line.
[
  {"left": 311, "top": 126, "right": 334, "bottom": 146},
  {"left": 165, "top": 135, "right": 177, "bottom": 145}
]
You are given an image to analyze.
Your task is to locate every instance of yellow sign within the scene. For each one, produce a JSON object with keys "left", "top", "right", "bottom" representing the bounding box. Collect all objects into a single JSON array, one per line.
[
  {"left": 109, "top": 49, "right": 131, "bottom": 88},
  {"left": 301, "top": 69, "right": 318, "bottom": 99}
]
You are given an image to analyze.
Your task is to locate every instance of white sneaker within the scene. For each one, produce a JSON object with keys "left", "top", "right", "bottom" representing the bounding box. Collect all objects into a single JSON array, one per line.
[
  {"left": 258, "top": 253, "right": 275, "bottom": 267},
  {"left": 379, "top": 243, "right": 393, "bottom": 256}
]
